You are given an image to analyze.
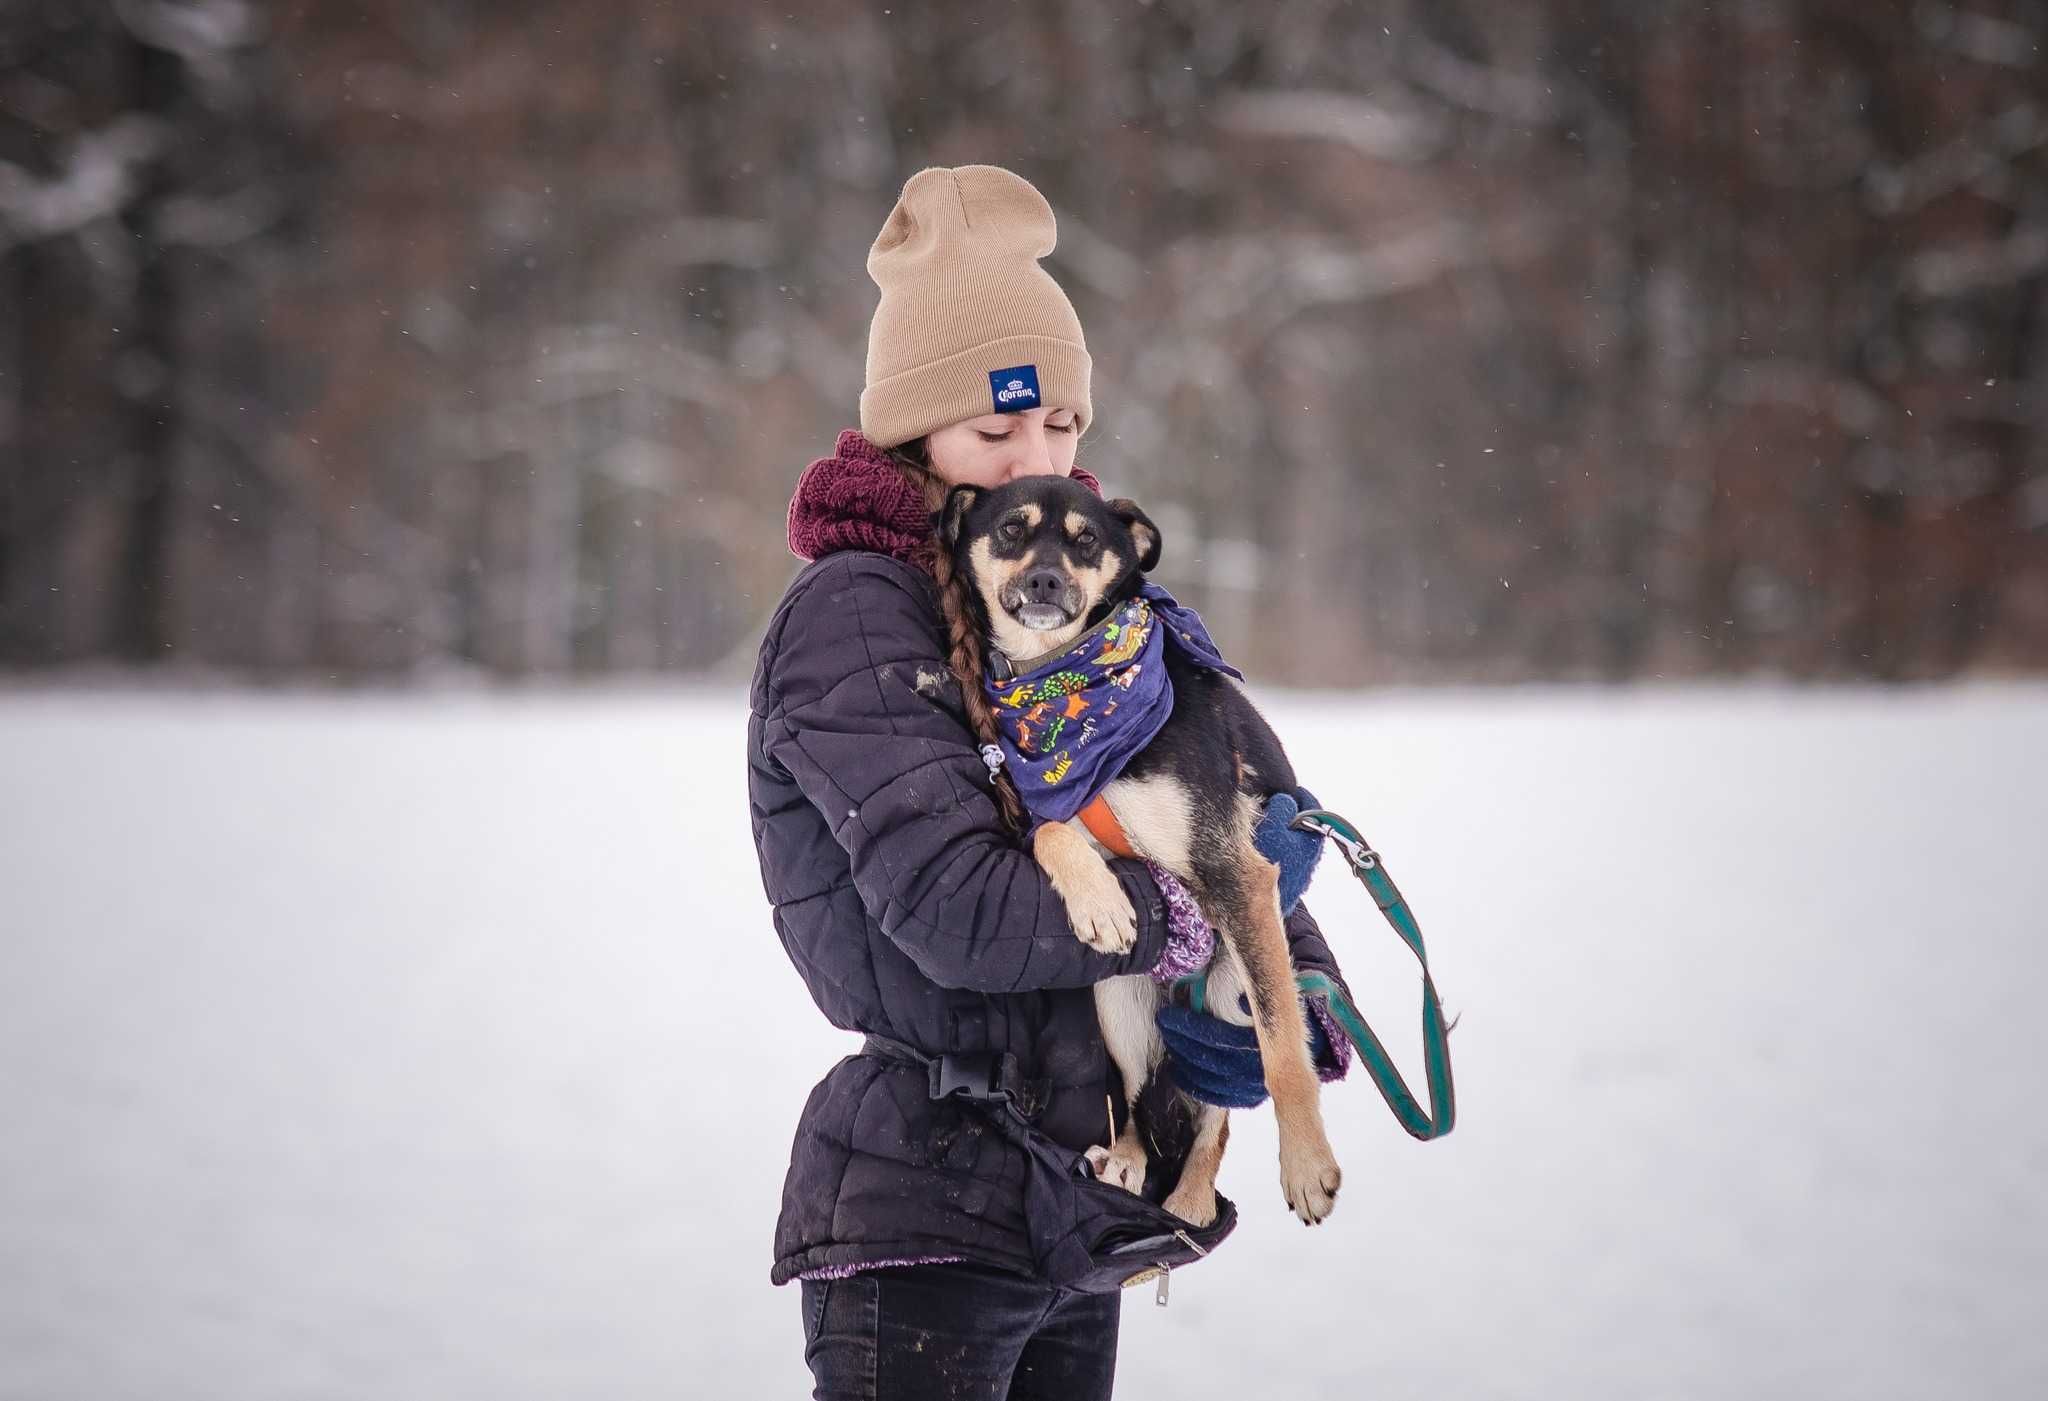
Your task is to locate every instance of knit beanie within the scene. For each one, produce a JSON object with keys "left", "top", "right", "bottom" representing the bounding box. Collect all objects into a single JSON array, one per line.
[{"left": 859, "top": 165, "right": 1093, "bottom": 449}]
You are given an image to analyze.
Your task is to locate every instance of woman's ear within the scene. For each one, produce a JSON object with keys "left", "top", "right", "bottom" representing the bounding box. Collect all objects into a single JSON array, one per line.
[
  {"left": 936, "top": 484, "right": 981, "bottom": 549},
  {"left": 1107, "top": 498, "right": 1162, "bottom": 573}
]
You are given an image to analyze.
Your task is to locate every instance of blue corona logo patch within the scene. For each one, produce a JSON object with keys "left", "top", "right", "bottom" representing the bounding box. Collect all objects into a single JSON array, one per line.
[{"left": 988, "top": 364, "right": 1041, "bottom": 414}]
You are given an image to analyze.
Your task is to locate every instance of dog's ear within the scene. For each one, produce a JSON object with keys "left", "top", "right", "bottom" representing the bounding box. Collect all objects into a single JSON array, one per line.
[
  {"left": 1106, "top": 498, "right": 1162, "bottom": 573},
  {"left": 936, "top": 485, "right": 981, "bottom": 550}
]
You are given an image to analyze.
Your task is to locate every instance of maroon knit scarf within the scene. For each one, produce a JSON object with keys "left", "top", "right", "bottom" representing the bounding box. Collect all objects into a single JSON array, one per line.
[{"left": 787, "top": 429, "right": 1103, "bottom": 572}]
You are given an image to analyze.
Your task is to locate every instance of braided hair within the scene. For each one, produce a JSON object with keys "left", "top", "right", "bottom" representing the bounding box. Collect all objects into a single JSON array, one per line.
[{"left": 887, "top": 439, "right": 1031, "bottom": 835}]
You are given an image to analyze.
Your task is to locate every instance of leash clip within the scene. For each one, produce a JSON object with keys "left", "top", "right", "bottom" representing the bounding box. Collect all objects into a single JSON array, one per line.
[{"left": 1290, "top": 807, "right": 1378, "bottom": 871}]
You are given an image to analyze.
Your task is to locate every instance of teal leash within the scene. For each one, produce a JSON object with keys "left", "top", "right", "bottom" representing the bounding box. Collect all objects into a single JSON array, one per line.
[
  {"left": 1167, "top": 806, "right": 1458, "bottom": 1139},
  {"left": 1288, "top": 808, "right": 1457, "bottom": 1141}
]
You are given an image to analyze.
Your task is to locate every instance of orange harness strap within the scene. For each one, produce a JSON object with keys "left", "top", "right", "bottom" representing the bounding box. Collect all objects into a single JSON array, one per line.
[{"left": 1076, "top": 794, "right": 1137, "bottom": 859}]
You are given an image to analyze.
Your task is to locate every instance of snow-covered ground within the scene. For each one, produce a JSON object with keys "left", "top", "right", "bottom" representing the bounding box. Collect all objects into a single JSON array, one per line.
[{"left": 2, "top": 683, "right": 2044, "bottom": 1400}]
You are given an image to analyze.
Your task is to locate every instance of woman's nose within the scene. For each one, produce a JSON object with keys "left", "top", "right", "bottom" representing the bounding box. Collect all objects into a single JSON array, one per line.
[{"left": 1005, "top": 426, "right": 1057, "bottom": 480}]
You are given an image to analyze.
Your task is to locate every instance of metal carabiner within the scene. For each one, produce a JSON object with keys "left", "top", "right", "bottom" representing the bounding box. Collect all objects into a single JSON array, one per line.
[{"left": 1289, "top": 807, "right": 1379, "bottom": 871}]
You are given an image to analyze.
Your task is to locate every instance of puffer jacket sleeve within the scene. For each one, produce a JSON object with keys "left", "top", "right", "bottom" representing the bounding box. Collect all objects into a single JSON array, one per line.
[
  {"left": 1283, "top": 900, "right": 1352, "bottom": 999},
  {"left": 757, "top": 553, "right": 1170, "bottom": 993}
]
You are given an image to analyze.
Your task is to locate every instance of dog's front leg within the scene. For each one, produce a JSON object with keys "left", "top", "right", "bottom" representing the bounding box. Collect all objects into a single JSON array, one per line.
[
  {"left": 1034, "top": 820, "right": 1137, "bottom": 952},
  {"left": 1084, "top": 972, "right": 1161, "bottom": 1195},
  {"left": 1215, "top": 850, "right": 1342, "bottom": 1225}
]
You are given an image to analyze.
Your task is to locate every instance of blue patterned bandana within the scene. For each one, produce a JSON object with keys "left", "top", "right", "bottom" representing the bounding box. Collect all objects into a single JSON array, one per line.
[{"left": 985, "top": 582, "right": 1241, "bottom": 825}]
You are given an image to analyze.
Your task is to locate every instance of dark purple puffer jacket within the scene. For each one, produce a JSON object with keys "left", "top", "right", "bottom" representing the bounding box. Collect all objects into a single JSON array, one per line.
[{"left": 748, "top": 446, "right": 1348, "bottom": 1285}]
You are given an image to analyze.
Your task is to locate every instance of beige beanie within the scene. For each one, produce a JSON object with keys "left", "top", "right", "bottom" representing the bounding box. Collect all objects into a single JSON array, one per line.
[{"left": 859, "top": 165, "right": 1093, "bottom": 449}]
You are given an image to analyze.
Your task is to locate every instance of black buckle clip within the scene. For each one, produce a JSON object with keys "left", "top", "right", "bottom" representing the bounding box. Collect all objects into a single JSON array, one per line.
[{"left": 930, "top": 1051, "right": 1014, "bottom": 1104}]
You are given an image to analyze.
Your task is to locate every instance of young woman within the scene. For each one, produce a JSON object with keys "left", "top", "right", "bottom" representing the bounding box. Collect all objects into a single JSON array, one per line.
[{"left": 747, "top": 165, "right": 1350, "bottom": 1401}]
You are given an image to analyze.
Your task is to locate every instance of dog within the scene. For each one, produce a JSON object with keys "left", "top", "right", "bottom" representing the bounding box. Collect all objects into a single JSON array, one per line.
[{"left": 939, "top": 476, "right": 1342, "bottom": 1227}]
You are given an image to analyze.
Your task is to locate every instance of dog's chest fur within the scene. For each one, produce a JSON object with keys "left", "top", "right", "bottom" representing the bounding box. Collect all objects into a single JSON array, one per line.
[{"left": 1087, "top": 644, "right": 1294, "bottom": 885}]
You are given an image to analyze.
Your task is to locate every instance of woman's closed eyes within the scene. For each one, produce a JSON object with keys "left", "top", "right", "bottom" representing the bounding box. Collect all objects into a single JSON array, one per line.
[{"left": 977, "top": 419, "right": 1077, "bottom": 443}]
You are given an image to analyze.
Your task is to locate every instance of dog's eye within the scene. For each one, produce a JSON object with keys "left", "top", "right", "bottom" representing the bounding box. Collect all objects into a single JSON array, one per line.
[
  {"left": 998, "top": 520, "right": 1026, "bottom": 543},
  {"left": 1072, "top": 530, "right": 1098, "bottom": 550}
]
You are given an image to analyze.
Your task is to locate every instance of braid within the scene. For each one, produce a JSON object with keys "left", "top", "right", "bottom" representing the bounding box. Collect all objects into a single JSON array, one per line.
[{"left": 889, "top": 442, "right": 1031, "bottom": 835}]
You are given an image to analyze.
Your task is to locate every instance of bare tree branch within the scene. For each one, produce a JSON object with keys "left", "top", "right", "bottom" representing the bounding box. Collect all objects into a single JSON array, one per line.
[
  {"left": 1402, "top": 33, "right": 1565, "bottom": 125},
  {"left": 1865, "top": 102, "right": 2048, "bottom": 215},
  {"left": 1216, "top": 89, "right": 1447, "bottom": 163},
  {"left": 1716, "top": 359, "right": 1895, "bottom": 435},
  {"left": 1906, "top": 225, "right": 2048, "bottom": 298},
  {"left": 1914, "top": 3, "right": 2042, "bottom": 69},
  {"left": 0, "top": 117, "right": 164, "bottom": 247}
]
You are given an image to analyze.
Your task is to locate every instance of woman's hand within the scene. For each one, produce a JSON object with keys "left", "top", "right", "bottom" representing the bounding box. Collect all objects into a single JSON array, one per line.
[
  {"left": 1252, "top": 786, "right": 1325, "bottom": 914},
  {"left": 1155, "top": 982, "right": 1349, "bottom": 1109}
]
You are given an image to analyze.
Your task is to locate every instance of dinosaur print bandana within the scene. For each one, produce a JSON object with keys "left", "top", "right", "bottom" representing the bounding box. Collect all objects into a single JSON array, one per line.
[{"left": 985, "top": 582, "right": 1241, "bottom": 825}]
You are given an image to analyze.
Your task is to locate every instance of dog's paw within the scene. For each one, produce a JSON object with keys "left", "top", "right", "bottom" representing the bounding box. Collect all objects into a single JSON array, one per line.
[
  {"left": 1084, "top": 1137, "right": 1148, "bottom": 1197},
  {"left": 1162, "top": 1180, "right": 1218, "bottom": 1228},
  {"left": 1035, "top": 822, "right": 1138, "bottom": 953},
  {"left": 1056, "top": 867, "right": 1137, "bottom": 953},
  {"left": 1279, "top": 1136, "right": 1342, "bottom": 1226}
]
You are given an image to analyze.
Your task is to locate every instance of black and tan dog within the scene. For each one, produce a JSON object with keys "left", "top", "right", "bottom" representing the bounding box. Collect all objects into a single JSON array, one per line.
[{"left": 939, "top": 476, "right": 1342, "bottom": 1227}]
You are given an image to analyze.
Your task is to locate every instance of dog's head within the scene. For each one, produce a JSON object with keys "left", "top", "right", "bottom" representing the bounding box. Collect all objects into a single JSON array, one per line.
[{"left": 937, "top": 476, "right": 1162, "bottom": 662}]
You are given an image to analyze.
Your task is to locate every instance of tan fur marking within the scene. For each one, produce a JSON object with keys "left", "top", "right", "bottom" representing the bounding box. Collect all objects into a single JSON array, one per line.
[
  {"left": 1163, "top": 1105, "right": 1228, "bottom": 1226},
  {"left": 1063, "top": 550, "right": 1120, "bottom": 618},
  {"left": 1129, "top": 520, "right": 1158, "bottom": 562}
]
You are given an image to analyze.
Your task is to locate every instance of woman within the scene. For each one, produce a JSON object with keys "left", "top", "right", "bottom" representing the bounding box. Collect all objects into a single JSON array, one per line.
[{"left": 748, "top": 165, "right": 1350, "bottom": 1401}]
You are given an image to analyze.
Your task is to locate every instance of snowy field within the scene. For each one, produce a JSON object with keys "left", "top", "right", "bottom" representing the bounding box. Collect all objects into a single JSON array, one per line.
[{"left": 3, "top": 682, "right": 2045, "bottom": 1401}]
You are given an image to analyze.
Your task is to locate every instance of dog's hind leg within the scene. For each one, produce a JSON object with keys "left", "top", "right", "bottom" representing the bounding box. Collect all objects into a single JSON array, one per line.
[
  {"left": 1205, "top": 843, "right": 1342, "bottom": 1225},
  {"left": 1161, "top": 955, "right": 1246, "bottom": 1223},
  {"left": 1201, "top": 952, "right": 1255, "bottom": 1028},
  {"left": 1085, "top": 973, "right": 1161, "bottom": 1195},
  {"left": 1162, "top": 1102, "right": 1228, "bottom": 1226}
]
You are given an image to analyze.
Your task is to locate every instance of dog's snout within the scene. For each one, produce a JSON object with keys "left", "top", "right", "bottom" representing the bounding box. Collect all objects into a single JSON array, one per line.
[{"left": 1020, "top": 568, "right": 1067, "bottom": 605}]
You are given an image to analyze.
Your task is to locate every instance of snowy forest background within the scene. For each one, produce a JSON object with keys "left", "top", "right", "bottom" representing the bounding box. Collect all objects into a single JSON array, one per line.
[
  {"left": 6, "top": 0, "right": 2047, "bottom": 686},
  {"left": 7, "top": 7, "right": 2048, "bottom": 1401}
]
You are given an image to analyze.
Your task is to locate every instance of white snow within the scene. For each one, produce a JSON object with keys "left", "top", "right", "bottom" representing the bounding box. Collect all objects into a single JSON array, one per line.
[{"left": 2, "top": 683, "right": 2044, "bottom": 1400}]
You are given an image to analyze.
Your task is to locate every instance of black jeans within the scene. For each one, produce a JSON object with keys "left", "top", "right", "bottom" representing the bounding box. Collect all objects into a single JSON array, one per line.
[{"left": 799, "top": 1261, "right": 1121, "bottom": 1400}]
